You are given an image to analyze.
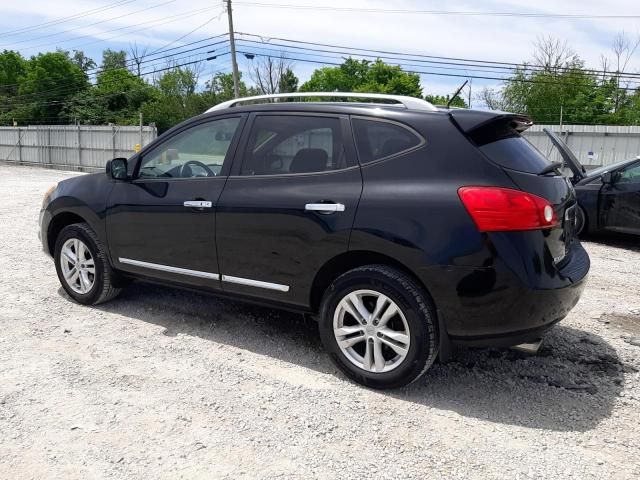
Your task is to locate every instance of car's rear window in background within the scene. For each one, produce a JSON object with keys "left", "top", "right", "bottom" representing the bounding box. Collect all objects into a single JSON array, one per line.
[{"left": 479, "top": 135, "right": 553, "bottom": 174}]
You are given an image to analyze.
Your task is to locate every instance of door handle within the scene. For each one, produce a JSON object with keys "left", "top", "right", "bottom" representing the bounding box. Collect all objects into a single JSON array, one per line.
[
  {"left": 305, "top": 203, "right": 345, "bottom": 213},
  {"left": 184, "top": 200, "right": 212, "bottom": 208}
]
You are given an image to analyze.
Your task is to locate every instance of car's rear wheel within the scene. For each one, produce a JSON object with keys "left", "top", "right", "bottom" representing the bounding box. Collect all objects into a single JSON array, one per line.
[
  {"left": 319, "top": 265, "right": 438, "bottom": 389},
  {"left": 54, "top": 223, "right": 122, "bottom": 305}
]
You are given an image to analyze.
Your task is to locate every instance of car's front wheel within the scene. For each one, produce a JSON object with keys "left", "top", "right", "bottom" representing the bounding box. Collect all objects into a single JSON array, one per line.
[
  {"left": 54, "top": 223, "right": 122, "bottom": 305},
  {"left": 319, "top": 265, "right": 439, "bottom": 389}
]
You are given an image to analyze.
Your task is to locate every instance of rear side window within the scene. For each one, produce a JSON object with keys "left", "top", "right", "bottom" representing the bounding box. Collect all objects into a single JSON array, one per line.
[
  {"left": 241, "top": 115, "right": 346, "bottom": 176},
  {"left": 352, "top": 118, "right": 423, "bottom": 164}
]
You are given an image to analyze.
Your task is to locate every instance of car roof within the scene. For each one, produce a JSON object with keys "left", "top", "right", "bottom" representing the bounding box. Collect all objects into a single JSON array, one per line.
[{"left": 197, "top": 101, "right": 449, "bottom": 117}]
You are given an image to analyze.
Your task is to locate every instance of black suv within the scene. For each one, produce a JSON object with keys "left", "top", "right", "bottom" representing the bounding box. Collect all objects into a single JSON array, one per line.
[{"left": 39, "top": 92, "right": 589, "bottom": 389}]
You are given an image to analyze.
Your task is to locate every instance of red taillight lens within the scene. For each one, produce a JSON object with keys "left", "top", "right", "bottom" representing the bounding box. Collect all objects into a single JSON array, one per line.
[{"left": 458, "top": 186, "right": 558, "bottom": 232}]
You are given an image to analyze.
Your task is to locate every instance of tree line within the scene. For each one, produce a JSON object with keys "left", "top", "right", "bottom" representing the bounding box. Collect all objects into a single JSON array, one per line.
[{"left": 1, "top": 34, "right": 638, "bottom": 131}]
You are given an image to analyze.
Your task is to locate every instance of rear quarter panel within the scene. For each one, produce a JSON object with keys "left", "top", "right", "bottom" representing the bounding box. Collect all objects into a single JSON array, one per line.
[{"left": 349, "top": 111, "right": 517, "bottom": 283}]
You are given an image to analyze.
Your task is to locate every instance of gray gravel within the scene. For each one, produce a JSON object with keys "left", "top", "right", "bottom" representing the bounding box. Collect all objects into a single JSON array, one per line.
[{"left": 1, "top": 164, "right": 639, "bottom": 479}]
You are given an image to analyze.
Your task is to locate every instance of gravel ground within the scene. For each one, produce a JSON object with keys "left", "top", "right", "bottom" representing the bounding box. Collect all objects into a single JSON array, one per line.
[{"left": 1, "top": 164, "right": 639, "bottom": 479}]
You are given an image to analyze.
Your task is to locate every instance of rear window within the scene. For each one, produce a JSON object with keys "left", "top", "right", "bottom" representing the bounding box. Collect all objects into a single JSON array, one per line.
[
  {"left": 352, "top": 118, "right": 423, "bottom": 164},
  {"left": 479, "top": 136, "right": 553, "bottom": 174}
]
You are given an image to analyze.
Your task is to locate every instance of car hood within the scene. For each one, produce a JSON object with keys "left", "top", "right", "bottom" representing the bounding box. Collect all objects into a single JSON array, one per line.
[{"left": 543, "top": 128, "right": 587, "bottom": 182}]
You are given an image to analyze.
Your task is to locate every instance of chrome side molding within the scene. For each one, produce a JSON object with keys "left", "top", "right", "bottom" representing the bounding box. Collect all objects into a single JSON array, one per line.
[
  {"left": 221, "top": 275, "right": 290, "bottom": 292},
  {"left": 118, "top": 258, "right": 290, "bottom": 292},
  {"left": 118, "top": 258, "right": 220, "bottom": 280}
]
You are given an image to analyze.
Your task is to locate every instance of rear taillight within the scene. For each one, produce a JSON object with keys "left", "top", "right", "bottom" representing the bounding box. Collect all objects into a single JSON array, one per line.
[{"left": 458, "top": 186, "right": 558, "bottom": 232}]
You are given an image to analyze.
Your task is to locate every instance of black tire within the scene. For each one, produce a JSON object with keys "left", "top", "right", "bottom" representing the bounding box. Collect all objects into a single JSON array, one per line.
[
  {"left": 319, "top": 265, "right": 439, "bottom": 389},
  {"left": 54, "top": 222, "right": 122, "bottom": 305},
  {"left": 575, "top": 206, "right": 587, "bottom": 236}
]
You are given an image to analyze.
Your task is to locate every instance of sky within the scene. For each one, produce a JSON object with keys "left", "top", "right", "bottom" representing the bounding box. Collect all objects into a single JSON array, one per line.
[{"left": 1, "top": 0, "right": 639, "bottom": 105}]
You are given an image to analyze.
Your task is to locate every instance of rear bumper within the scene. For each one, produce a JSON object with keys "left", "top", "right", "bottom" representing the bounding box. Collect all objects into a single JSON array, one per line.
[
  {"left": 449, "top": 272, "right": 587, "bottom": 347},
  {"left": 421, "top": 241, "right": 590, "bottom": 347}
]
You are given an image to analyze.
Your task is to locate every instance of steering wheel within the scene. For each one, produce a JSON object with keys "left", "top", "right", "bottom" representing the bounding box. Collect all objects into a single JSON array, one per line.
[{"left": 179, "top": 160, "right": 215, "bottom": 178}]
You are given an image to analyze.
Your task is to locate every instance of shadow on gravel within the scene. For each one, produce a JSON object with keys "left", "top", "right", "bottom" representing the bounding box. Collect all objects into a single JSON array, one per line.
[
  {"left": 85, "top": 282, "right": 632, "bottom": 432},
  {"left": 582, "top": 232, "right": 640, "bottom": 252}
]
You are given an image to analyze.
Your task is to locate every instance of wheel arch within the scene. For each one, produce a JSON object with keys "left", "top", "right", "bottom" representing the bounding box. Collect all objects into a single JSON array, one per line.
[
  {"left": 46, "top": 211, "right": 89, "bottom": 256},
  {"left": 309, "top": 250, "right": 434, "bottom": 313}
]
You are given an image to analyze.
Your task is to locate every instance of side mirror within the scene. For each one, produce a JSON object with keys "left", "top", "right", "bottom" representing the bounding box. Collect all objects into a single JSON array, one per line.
[
  {"left": 601, "top": 171, "right": 613, "bottom": 184},
  {"left": 106, "top": 158, "right": 129, "bottom": 180}
]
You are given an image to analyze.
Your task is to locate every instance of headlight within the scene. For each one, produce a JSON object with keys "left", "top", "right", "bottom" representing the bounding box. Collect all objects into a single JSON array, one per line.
[{"left": 42, "top": 183, "right": 58, "bottom": 208}]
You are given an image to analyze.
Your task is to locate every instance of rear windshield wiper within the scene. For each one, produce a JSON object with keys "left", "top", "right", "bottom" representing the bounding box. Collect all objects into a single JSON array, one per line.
[{"left": 539, "top": 161, "right": 564, "bottom": 175}]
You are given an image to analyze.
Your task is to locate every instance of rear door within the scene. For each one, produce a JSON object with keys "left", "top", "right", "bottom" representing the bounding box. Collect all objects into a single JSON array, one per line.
[
  {"left": 106, "top": 115, "right": 244, "bottom": 288},
  {"left": 469, "top": 119, "right": 576, "bottom": 264},
  {"left": 215, "top": 112, "right": 362, "bottom": 306},
  {"left": 600, "top": 161, "right": 640, "bottom": 234}
]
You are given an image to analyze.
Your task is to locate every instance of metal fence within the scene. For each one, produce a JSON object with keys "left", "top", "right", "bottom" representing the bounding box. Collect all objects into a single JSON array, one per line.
[
  {"left": 0, "top": 125, "right": 157, "bottom": 172},
  {"left": 1, "top": 123, "right": 639, "bottom": 172},
  {"left": 523, "top": 124, "right": 640, "bottom": 169}
]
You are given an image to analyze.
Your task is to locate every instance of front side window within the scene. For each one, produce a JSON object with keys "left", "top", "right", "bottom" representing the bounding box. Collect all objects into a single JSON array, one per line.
[
  {"left": 618, "top": 163, "right": 640, "bottom": 183},
  {"left": 352, "top": 118, "right": 423, "bottom": 164},
  {"left": 138, "top": 117, "right": 240, "bottom": 178},
  {"left": 241, "top": 115, "right": 346, "bottom": 176}
]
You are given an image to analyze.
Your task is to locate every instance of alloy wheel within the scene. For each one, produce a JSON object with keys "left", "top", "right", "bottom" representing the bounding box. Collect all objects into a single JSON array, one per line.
[
  {"left": 60, "top": 238, "right": 96, "bottom": 294},
  {"left": 333, "top": 289, "right": 411, "bottom": 373}
]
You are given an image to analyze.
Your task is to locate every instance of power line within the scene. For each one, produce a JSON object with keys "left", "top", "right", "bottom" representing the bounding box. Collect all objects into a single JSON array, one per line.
[
  {"left": 235, "top": 39, "right": 640, "bottom": 85},
  {"left": 0, "top": 0, "right": 138, "bottom": 39},
  {"left": 236, "top": 32, "right": 640, "bottom": 80},
  {"left": 2, "top": 55, "right": 230, "bottom": 111},
  {"left": 239, "top": 51, "right": 640, "bottom": 92},
  {"left": 13, "top": 6, "right": 215, "bottom": 54},
  {"left": 148, "top": 13, "right": 222, "bottom": 54},
  {"left": 2, "top": 37, "right": 229, "bottom": 99},
  {"left": 1, "top": 46, "right": 230, "bottom": 108},
  {"left": 1, "top": 0, "right": 179, "bottom": 49},
  {"left": 234, "top": 2, "right": 640, "bottom": 20}
]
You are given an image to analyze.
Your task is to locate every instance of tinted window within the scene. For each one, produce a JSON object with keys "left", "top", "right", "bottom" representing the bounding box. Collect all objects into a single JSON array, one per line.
[
  {"left": 138, "top": 117, "right": 240, "bottom": 178},
  {"left": 352, "top": 118, "right": 422, "bottom": 164},
  {"left": 241, "top": 115, "right": 346, "bottom": 176},
  {"left": 479, "top": 136, "right": 552, "bottom": 174}
]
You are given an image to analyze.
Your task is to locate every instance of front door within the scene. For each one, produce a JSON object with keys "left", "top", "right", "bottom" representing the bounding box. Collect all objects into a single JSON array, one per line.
[
  {"left": 106, "top": 115, "right": 244, "bottom": 288},
  {"left": 600, "top": 161, "right": 640, "bottom": 235},
  {"left": 216, "top": 113, "right": 362, "bottom": 306}
]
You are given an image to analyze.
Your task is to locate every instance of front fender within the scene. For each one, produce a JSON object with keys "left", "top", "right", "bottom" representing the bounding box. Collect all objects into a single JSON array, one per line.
[{"left": 41, "top": 173, "right": 114, "bottom": 260}]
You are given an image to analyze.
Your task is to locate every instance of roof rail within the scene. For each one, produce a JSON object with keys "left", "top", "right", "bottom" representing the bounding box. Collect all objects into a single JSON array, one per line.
[{"left": 206, "top": 92, "right": 438, "bottom": 112}]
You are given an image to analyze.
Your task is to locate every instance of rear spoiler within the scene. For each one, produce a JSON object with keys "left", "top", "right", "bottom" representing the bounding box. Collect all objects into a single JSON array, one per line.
[{"left": 449, "top": 110, "right": 533, "bottom": 135}]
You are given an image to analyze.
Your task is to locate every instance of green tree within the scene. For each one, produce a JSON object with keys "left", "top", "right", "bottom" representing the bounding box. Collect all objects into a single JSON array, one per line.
[
  {"left": 101, "top": 49, "right": 127, "bottom": 71},
  {"left": 300, "top": 58, "right": 422, "bottom": 97},
  {"left": 63, "top": 68, "right": 155, "bottom": 124},
  {"left": 71, "top": 50, "right": 97, "bottom": 73},
  {"left": 15, "top": 51, "right": 88, "bottom": 123},
  {"left": 424, "top": 94, "right": 467, "bottom": 108},
  {"left": 203, "top": 71, "right": 253, "bottom": 103},
  {"left": 0, "top": 50, "right": 27, "bottom": 96},
  {"left": 141, "top": 67, "right": 206, "bottom": 132},
  {"left": 279, "top": 67, "right": 298, "bottom": 93}
]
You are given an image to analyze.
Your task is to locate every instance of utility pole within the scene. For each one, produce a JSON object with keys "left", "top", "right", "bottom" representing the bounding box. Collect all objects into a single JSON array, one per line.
[
  {"left": 226, "top": 0, "right": 240, "bottom": 98},
  {"left": 559, "top": 105, "right": 563, "bottom": 133},
  {"left": 468, "top": 78, "right": 472, "bottom": 109}
]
